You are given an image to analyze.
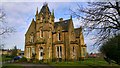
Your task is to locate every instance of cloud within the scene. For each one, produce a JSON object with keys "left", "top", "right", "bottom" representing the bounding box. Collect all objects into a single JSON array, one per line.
[
  {"left": 1, "top": 0, "right": 114, "bottom": 2},
  {"left": 1, "top": 2, "right": 98, "bottom": 53}
]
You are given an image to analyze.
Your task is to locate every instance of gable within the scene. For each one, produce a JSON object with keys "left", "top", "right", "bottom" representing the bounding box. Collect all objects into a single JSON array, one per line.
[
  {"left": 74, "top": 27, "right": 82, "bottom": 38},
  {"left": 25, "top": 19, "right": 36, "bottom": 36}
]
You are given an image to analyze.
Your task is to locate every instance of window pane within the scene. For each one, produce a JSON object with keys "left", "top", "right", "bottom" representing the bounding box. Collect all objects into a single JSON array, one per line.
[
  {"left": 40, "top": 52, "right": 42, "bottom": 56},
  {"left": 60, "top": 46, "right": 62, "bottom": 51},
  {"left": 57, "top": 46, "right": 59, "bottom": 52}
]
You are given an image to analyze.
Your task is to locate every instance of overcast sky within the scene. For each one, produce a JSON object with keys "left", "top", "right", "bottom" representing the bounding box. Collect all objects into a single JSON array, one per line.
[{"left": 0, "top": 2, "right": 99, "bottom": 53}]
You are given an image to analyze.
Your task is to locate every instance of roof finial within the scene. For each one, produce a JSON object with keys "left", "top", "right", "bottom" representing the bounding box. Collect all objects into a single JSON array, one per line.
[
  {"left": 32, "top": 18, "right": 34, "bottom": 21},
  {"left": 43, "top": 2, "right": 48, "bottom": 6},
  {"left": 36, "top": 7, "right": 38, "bottom": 15}
]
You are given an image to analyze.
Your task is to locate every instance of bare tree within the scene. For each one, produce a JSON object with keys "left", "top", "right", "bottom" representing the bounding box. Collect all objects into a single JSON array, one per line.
[
  {"left": 0, "top": 9, "right": 15, "bottom": 36},
  {"left": 71, "top": 2, "right": 120, "bottom": 46},
  {"left": 0, "top": 9, "right": 15, "bottom": 49}
]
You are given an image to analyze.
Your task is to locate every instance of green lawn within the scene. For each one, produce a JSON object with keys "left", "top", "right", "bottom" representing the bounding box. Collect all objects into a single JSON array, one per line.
[
  {"left": 1, "top": 58, "right": 120, "bottom": 68},
  {"left": 48, "top": 58, "right": 120, "bottom": 68},
  {"left": 48, "top": 58, "right": 119, "bottom": 66},
  {"left": 2, "top": 64, "right": 24, "bottom": 68}
]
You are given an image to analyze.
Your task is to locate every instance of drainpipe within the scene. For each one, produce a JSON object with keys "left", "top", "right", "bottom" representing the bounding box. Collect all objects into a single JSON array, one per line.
[{"left": 64, "top": 32, "right": 66, "bottom": 61}]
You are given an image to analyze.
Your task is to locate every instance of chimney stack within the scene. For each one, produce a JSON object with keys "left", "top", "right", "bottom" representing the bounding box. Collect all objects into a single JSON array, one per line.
[{"left": 59, "top": 18, "right": 63, "bottom": 22}]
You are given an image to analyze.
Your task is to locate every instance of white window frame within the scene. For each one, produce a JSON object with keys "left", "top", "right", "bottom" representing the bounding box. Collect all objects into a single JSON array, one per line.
[
  {"left": 56, "top": 46, "right": 62, "bottom": 58},
  {"left": 58, "top": 33, "right": 60, "bottom": 41}
]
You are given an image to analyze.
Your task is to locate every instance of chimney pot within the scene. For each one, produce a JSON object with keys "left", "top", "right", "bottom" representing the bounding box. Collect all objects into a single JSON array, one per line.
[{"left": 59, "top": 18, "right": 63, "bottom": 22}]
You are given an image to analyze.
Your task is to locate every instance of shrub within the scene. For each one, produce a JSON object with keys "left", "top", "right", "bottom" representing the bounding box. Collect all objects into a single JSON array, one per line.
[
  {"left": 18, "top": 57, "right": 27, "bottom": 63},
  {"left": 100, "top": 34, "right": 120, "bottom": 65},
  {"left": 39, "top": 60, "right": 43, "bottom": 64}
]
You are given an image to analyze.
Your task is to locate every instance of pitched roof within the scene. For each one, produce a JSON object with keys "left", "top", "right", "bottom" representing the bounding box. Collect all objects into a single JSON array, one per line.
[
  {"left": 74, "top": 27, "right": 82, "bottom": 38},
  {"left": 54, "top": 19, "right": 71, "bottom": 31}
]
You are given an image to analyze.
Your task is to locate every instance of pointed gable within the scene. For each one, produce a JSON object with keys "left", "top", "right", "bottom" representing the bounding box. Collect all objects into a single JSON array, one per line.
[
  {"left": 25, "top": 19, "right": 36, "bottom": 35},
  {"left": 74, "top": 27, "right": 82, "bottom": 38}
]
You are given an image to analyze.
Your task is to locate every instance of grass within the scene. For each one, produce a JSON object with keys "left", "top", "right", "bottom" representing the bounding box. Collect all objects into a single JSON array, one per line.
[
  {"left": 1, "top": 58, "right": 120, "bottom": 68},
  {"left": 2, "top": 58, "right": 12, "bottom": 62},
  {"left": 48, "top": 58, "right": 120, "bottom": 66},
  {"left": 2, "top": 64, "right": 24, "bottom": 68}
]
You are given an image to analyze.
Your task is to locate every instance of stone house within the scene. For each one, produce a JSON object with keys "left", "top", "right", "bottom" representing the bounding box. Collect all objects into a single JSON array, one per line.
[{"left": 24, "top": 3, "right": 87, "bottom": 62}]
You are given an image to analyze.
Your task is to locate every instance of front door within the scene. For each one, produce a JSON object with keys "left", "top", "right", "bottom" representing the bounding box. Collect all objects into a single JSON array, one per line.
[{"left": 39, "top": 47, "right": 43, "bottom": 60}]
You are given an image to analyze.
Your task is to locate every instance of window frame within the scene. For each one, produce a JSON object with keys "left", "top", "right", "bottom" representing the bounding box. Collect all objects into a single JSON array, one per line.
[{"left": 58, "top": 33, "right": 60, "bottom": 41}]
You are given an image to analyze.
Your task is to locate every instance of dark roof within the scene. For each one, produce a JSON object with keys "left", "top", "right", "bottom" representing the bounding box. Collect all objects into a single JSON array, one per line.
[
  {"left": 39, "top": 4, "right": 51, "bottom": 15},
  {"left": 54, "top": 19, "right": 71, "bottom": 31},
  {"left": 74, "top": 27, "right": 82, "bottom": 38}
]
